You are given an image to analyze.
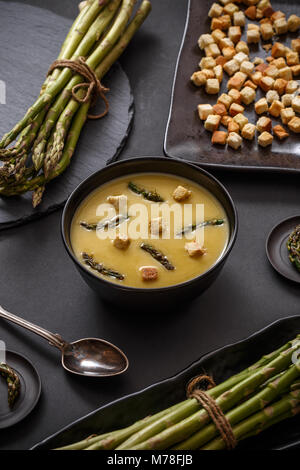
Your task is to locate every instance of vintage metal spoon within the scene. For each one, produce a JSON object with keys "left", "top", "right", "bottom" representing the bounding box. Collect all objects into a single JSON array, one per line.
[{"left": 0, "top": 305, "right": 128, "bottom": 377}]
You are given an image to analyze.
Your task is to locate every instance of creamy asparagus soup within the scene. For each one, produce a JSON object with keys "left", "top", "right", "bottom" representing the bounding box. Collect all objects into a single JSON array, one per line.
[{"left": 71, "top": 173, "right": 229, "bottom": 288}]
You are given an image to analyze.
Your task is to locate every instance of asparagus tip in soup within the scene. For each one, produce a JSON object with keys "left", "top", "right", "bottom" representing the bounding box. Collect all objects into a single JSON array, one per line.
[
  {"left": 82, "top": 253, "right": 125, "bottom": 281},
  {"left": 128, "top": 181, "right": 164, "bottom": 202}
]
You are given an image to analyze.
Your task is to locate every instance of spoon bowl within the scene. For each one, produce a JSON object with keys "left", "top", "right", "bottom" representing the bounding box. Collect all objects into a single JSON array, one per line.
[{"left": 62, "top": 338, "right": 129, "bottom": 377}]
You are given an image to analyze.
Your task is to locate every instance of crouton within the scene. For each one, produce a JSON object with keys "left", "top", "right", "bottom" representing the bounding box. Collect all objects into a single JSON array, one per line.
[
  {"left": 113, "top": 235, "right": 130, "bottom": 250},
  {"left": 288, "top": 116, "right": 300, "bottom": 133},
  {"left": 213, "top": 103, "right": 227, "bottom": 116},
  {"left": 228, "top": 120, "right": 240, "bottom": 133},
  {"left": 245, "top": 6, "right": 256, "bottom": 20},
  {"left": 140, "top": 266, "right": 158, "bottom": 282},
  {"left": 199, "top": 57, "right": 216, "bottom": 69},
  {"left": 292, "top": 96, "right": 300, "bottom": 113},
  {"left": 251, "top": 71, "right": 263, "bottom": 85},
  {"left": 240, "top": 86, "right": 256, "bottom": 105},
  {"left": 233, "top": 113, "right": 248, "bottom": 130},
  {"left": 268, "top": 100, "right": 284, "bottom": 117},
  {"left": 185, "top": 242, "right": 206, "bottom": 257},
  {"left": 204, "top": 114, "right": 221, "bottom": 132},
  {"left": 202, "top": 69, "right": 215, "bottom": 79},
  {"left": 212, "top": 28, "right": 226, "bottom": 43},
  {"left": 264, "top": 65, "right": 278, "bottom": 79},
  {"left": 221, "top": 115, "right": 232, "bottom": 127},
  {"left": 222, "top": 46, "right": 236, "bottom": 60},
  {"left": 214, "top": 65, "right": 224, "bottom": 82},
  {"left": 206, "top": 78, "right": 220, "bottom": 94},
  {"left": 280, "top": 107, "right": 295, "bottom": 124},
  {"left": 235, "top": 41, "right": 249, "bottom": 55},
  {"left": 224, "top": 3, "right": 239, "bottom": 17},
  {"left": 227, "top": 131, "right": 242, "bottom": 149},
  {"left": 172, "top": 186, "right": 192, "bottom": 202},
  {"left": 211, "top": 130, "right": 228, "bottom": 145},
  {"left": 205, "top": 43, "right": 221, "bottom": 58},
  {"left": 224, "top": 59, "right": 240, "bottom": 76},
  {"left": 107, "top": 195, "right": 127, "bottom": 211},
  {"left": 228, "top": 72, "right": 247, "bottom": 90},
  {"left": 273, "top": 124, "right": 289, "bottom": 140},
  {"left": 198, "top": 104, "right": 214, "bottom": 120},
  {"left": 272, "top": 58, "right": 286, "bottom": 69},
  {"left": 247, "top": 28, "right": 260, "bottom": 44},
  {"left": 234, "top": 52, "right": 249, "bottom": 65},
  {"left": 260, "top": 22, "right": 273, "bottom": 40},
  {"left": 208, "top": 3, "right": 224, "bottom": 18},
  {"left": 271, "top": 42, "right": 286, "bottom": 58},
  {"left": 273, "top": 78, "right": 287, "bottom": 95},
  {"left": 259, "top": 76, "right": 274, "bottom": 92},
  {"left": 255, "top": 98, "right": 268, "bottom": 114},
  {"left": 217, "top": 93, "right": 233, "bottom": 110},
  {"left": 291, "top": 65, "right": 300, "bottom": 76},
  {"left": 286, "top": 80, "right": 299, "bottom": 94},
  {"left": 256, "top": 116, "right": 272, "bottom": 132},
  {"left": 216, "top": 55, "right": 228, "bottom": 67},
  {"left": 258, "top": 131, "right": 273, "bottom": 147},
  {"left": 240, "top": 60, "right": 255, "bottom": 75},
  {"left": 273, "top": 18, "right": 288, "bottom": 35},
  {"left": 281, "top": 94, "right": 293, "bottom": 107},
  {"left": 228, "top": 88, "right": 242, "bottom": 103},
  {"left": 228, "top": 26, "right": 242, "bottom": 43},
  {"left": 286, "top": 52, "right": 299, "bottom": 67},
  {"left": 149, "top": 217, "right": 165, "bottom": 237},
  {"left": 287, "top": 15, "right": 300, "bottom": 33},
  {"left": 266, "top": 90, "right": 279, "bottom": 103},
  {"left": 271, "top": 11, "right": 285, "bottom": 22},
  {"left": 244, "top": 80, "right": 257, "bottom": 90},
  {"left": 191, "top": 71, "right": 207, "bottom": 86},
  {"left": 277, "top": 67, "right": 293, "bottom": 81},
  {"left": 233, "top": 11, "right": 246, "bottom": 27},
  {"left": 229, "top": 102, "right": 245, "bottom": 116},
  {"left": 198, "top": 34, "right": 214, "bottom": 50},
  {"left": 241, "top": 123, "right": 256, "bottom": 140}
]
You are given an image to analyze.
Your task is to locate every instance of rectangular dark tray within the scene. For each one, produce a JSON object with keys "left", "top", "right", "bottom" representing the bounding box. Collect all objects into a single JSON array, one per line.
[
  {"left": 32, "top": 316, "right": 300, "bottom": 450},
  {"left": 164, "top": 0, "right": 300, "bottom": 174}
]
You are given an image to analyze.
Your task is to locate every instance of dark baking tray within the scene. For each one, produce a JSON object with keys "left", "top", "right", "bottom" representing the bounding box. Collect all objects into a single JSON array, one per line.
[
  {"left": 31, "top": 316, "right": 300, "bottom": 450},
  {"left": 164, "top": 0, "right": 300, "bottom": 174}
]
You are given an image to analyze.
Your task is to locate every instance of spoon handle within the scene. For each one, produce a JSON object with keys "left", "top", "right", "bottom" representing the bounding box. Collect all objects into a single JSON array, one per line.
[{"left": 0, "top": 305, "right": 67, "bottom": 350}]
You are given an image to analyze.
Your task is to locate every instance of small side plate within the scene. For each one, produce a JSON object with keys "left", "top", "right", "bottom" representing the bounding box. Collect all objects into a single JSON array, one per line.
[
  {"left": 266, "top": 215, "right": 300, "bottom": 284},
  {"left": 0, "top": 351, "right": 41, "bottom": 429}
]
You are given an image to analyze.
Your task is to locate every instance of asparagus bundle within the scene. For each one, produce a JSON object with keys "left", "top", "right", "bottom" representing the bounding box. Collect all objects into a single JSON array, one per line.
[
  {"left": 287, "top": 225, "right": 300, "bottom": 273},
  {"left": 0, "top": 0, "right": 151, "bottom": 207},
  {"left": 0, "top": 363, "right": 21, "bottom": 409},
  {"left": 55, "top": 335, "right": 300, "bottom": 450}
]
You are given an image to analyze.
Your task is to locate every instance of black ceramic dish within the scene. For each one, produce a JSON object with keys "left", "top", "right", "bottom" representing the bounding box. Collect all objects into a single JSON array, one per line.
[
  {"left": 31, "top": 316, "right": 300, "bottom": 450},
  {"left": 164, "top": 0, "right": 300, "bottom": 174},
  {"left": 61, "top": 157, "right": 238, "bottom": 307},
  {"left": 266, "top": 215, "right": 300, "bottom": 284},
  {"left": 0, "top": 351, "right": 41, "bottom": 429}
]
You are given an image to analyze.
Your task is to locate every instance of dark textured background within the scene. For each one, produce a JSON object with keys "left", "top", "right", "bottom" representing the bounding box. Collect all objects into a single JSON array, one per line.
[{"left": 0, "top": 0, "right": 299, "bottom": 450}]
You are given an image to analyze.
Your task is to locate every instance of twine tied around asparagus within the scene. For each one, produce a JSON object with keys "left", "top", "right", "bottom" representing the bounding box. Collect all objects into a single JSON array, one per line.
[
  {"left": 186, "top": 375, "right": 237, "bottom": 450},
  {"left": 47, "top": 57, "right": 109, "bottom": 119}
]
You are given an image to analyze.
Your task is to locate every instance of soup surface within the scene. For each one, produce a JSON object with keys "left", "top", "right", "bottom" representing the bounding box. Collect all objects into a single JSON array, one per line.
[{"left": 71, "top": 173, "right": 229, "bottom": 288}]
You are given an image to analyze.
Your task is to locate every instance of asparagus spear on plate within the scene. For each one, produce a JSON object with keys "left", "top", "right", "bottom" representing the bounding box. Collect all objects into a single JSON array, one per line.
[
  {"left": 0, "top": 363, "right": 21, "bottom": 409},
  {"left": 287, "top": 224, "right": 300, "bottom": 273}
]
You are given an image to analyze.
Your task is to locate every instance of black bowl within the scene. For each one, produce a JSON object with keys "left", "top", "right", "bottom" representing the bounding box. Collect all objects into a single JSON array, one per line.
[{"left": 61, "top": 157, "right": 238, "bottom": 307}]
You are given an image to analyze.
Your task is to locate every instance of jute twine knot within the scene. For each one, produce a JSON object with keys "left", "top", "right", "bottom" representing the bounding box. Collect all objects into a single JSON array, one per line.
[
  {"left": 48, "top": 57, "right": 109, "bottom": 120},
  {"left": 186, "top": 375, "right": 237, "bottom": 450}
]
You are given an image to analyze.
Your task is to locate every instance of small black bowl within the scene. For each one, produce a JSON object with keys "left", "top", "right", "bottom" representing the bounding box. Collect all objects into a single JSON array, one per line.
[{"left": 61, "top": 157, "right": 238, "bottom": 307}]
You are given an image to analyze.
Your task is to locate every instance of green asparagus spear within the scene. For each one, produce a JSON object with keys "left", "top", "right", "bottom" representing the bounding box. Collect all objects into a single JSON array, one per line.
[
  {"left": 82, "top": 252, "right": 124, "bottom": 280},
  {"left": 80, "top": 214, "right": 129, "bottom": 231},
  {"left": 140, "top": 243, "right": 175, "bottom": 270},
  {"left": 179, "top": 218, "right": 224, "bottom": 236},
  {"left": 0, "top": 363, "right": 21, "bottom": 409},
  {"left": 287, "top": 224, "right": 300, "bottom": 273},
  {"left": 128, "top": 182, "right": 164, "bottom": 202}
]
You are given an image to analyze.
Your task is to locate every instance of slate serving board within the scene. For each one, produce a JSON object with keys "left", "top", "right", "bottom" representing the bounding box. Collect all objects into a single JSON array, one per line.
[
  {"left": 0, "top": 1, "right": 134, "bottom": 230},
  {"left": 164, "top": 0, "right": 300, "bottom": 173},
  {"left": 31, "top": 316, "right": 300, "bottom": 450}
]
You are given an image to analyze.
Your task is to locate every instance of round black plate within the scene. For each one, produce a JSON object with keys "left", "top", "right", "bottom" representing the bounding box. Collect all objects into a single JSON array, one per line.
[
  {"left": 0, "top": 351, "right": 41, "bottom": 429},
  {"left": 266, "top": 215, "right": 300, "bottom": 284}
]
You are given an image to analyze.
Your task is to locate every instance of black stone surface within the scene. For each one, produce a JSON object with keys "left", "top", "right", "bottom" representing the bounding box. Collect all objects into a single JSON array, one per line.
[
  {"left": 0, "top": 0, "right": 299, "bottom": 451},
  {"left": 0, "top": 1, "right": 133, "bottom": 229}
]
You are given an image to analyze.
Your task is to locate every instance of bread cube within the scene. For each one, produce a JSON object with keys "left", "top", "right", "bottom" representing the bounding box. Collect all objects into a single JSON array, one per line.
[
  {"left": 191, "top": 71, "right": 206, "bottom": 86},
  {"left": 240, "top": 60, "right": 255, "bottom": 75},
  {"left": 107, "top": 195, "right": 127, "bottom": 210},
  {"left": 266, "top": 90, "right": 279, "bottom": 103},
  {"left": 228, "top": 26, "right": 242, "bottom": 43},
  {"left": 224, "top": 3, "right": 239, "bottom": 16},
  {"left": 277, "top": 67, "right": 293, "bottom": 81},
  {"left": 269, "top": 100, "right": 284, "bottom": 117},
  {"left": 233, "top": 11, "right": 246, "bottom": 27},
  {"left": 258, "top": 131, "right": 273, "bottom": 147},
  {"left": 198, "top": 34, "right": 214, "bottom": 50},
  {"left": 213, "top": 103, "right": 227, "bottom": 116},
  {"left": 149, "top": 216, "right": 165, "bottom": 236},
  {"left": 288, "top": 116, "right": 300, "bottom": 133},
  {"left": 264, "top": 65, "right": 278, "bottom": 79},
  {"left": 287, "top": 14, "right": 300, "bottom": 32},
  {"left": 211, "top": 130, "right": 228, "bottom": 145},
  {"left": 221, "top": 115, "right": 232, "bottom": 127},
  {"left": 218, "top": 93, "right": 233, "bottom": 110},
  {"left": 228, "top": 120, "right": 240, "bottom": 133},
  {"left": 205, "top": 78, "right": 220, "bottom": 94},
  {"left": 233, "top": 113, "right": 248, "bottom": 130},
  {"left": 219, "top": 37, "right": 234, "bottom": 49},
  {"left": 274, "top": 18, "right": 288, "bottom": 35},
  {"left": 205, "top": 43, "right": 221, "bottom": 58},
  {"left": 228, "top": 72, "right": 247, "bottom": 90},
  {"left": 286, "top": 52, "right": 299, "bottom": 67},
  {"left": 247, "top": 28, "right": 260, "bottom": 44},
  {"left": 292, "top": 96, "right": 300, "bottom": 113},
  {"left": 291, "top": 65, "right": 300, "bottom": 77},
  {"left": 245, "top": 6, "right": 257, "bottom": 20},
  {"left": 214, "top": 65, "right": 223, "bottom": 83},
  {"left": 255, "top": 98, "right": 268, "bottom": 114},
  {"left": 228, "top": 88, "right": 242, "bottom": 103},
  {"left": 219, "top": 14, "right": 232, "bottom": 30},
  {"left": 185, "top": 241, "right": 206, "bottom": 257},
  {"left": 280, "top": 107, "right": 295, "bottom": 125},
  {"left": 219, "top": 0, "right": 233, "bottom": 4},
  {"left": 198, "top": 104, "right": 214, "bottom": 120},
  {"left": 234, "top": 52, "right": 249, "bottom": 65},
  {"left": 253, "top": 57, "right": 264, "bottom": 65},
  {"left": 199, "top": 57, "right": 216, "bottom": 69},
  {"left": 202, "top": 69, "right": 215, "bottom": 79},
  {"left": 286, "top": 80, "right": 299, "bottom": 94},
  {"left": 281, "top": 94, "right": 293, "bottom": 107},
  {"left": 273, "top": 78, "right": 287, "bottom": 95},
  {"left": 259, "top": 76, "right": 274, "bottom": 92},
  {"left": 212, "top": 28, "right": 226, "bottom": 43},
  {"left": 251, "top": 71, "right": 263, "bottom": 85},
  {"left": 204, "top": 114, "right": 221, "bottom": 132},
  {"left": 272, "top": 58, "right": 286, "bottom": 69},
  {"left": 260, "top": 22, "right": 273, "bottom": 40},
  {"left": 172, "top": 186, "right": 191, "bottom": 202},
  {"left": 291, "top": 39, "right": 300, "bottom": 53},
  {"left": 113, "top": 235, "right": 130, "bottom": 250},
  {"left": 256, "top": 63, "right": 269, "bottom": 74},
  {"left": 244, "top": 80, "right": 257, "bottom": 90},
  {"left": 271, "top": 11, "right": 286, "bottom": 22},
  {"left": 256, "top": 116, "right": 272, "bottom": 132},
  {"left": 208, "top": 3, "right": 224, "bottom": 18},
  {"left": 273, "top": 125, "right": 289, "bottom": 140},
  {"left": 241, "top": 123, "right": 256, "bottom": 140},
  {"left": 216, "top": 55, "right": 228, "bottom": 67},
  {"left": 140, "top": 266, "right": 158, "bottom": 282},
  {"left": 236, "top": 42, "right": 249, "bottom": 56},
  {"left": 229, "top": 102, "right": 245, "bottom": 116},
  {"left": 227, "top": 132, "right": 242, "bottom": 149},
  {"left": 271, "top": 42, "right": 286, "bottom": 58},
  {"left": 240, "top": 86, "right": 256, "bottom": 105},
  {"left": 224, "top": 59, "right": 240, "bottom": 76},
  {"left": 222, "top": 47, "right": 236, "bottom": 61}
]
